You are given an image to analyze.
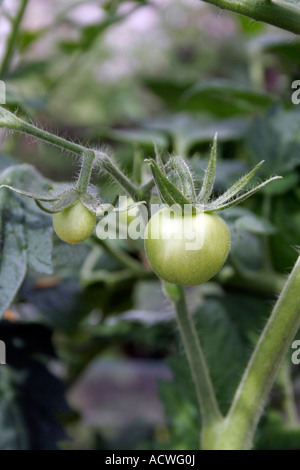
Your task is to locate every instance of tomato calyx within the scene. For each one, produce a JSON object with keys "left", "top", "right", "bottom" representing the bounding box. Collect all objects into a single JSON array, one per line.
[{"left": 146, "top": 133, "right": 282, "bottom": 215}]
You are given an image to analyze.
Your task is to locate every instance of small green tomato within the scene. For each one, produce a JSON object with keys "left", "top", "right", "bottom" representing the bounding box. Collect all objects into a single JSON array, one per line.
[
  {"left": 53, "top": 201, "right": 96, "bottom": 244},
  {"left": 144, "top": 207, "right": 230, "bottom": 286}
]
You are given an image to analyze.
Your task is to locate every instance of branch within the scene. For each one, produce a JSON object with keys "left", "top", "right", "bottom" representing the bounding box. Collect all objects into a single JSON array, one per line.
[
  {"left": 216, "top": 254, "right": 300, "bottom": 449},
  {"left": 0, "top": 107, "right": 139, "bottom": 199},
  {"left": 201, "top": 0, "right": 300, "bottom": 35}
]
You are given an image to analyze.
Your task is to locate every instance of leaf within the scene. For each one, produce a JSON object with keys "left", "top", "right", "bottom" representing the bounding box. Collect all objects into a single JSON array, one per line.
[
  {"left": 255, "top": 411, "right": 300, "bottom": 450},
  {"left": 223, "top": 209, "right": 266, "bottom": 271},
  {"left": 246, "top": 106, "right": 300, "bottom": 181},
  {"left": 143, "top": 77, "right": 192, "bottom": 109},
  {"left": 181, "top": 80, "right": 276, "bottom": 117},
  {"left": 0, "top": 165, "right": 53, "bottom": 318},
  {"left": 270, "top": 193, "right": 300, "bottom": 271},
  {"left": 101, "top": 127, "right": 169, "bottom": 149},
  {"left": 0, "top": 368, "right": 28, "bottom": 450},
  {"left": 158, "top": 357, "right": 200, "bottom": 450},
  {"left": 236, "top": 214, "right": 277, "bottom": 235},
  {"left": 143, "top": 114, "right": 248, "bottom": 154},
  {"left": 193, "top": 297, "right": 247, "bottom": 414}
]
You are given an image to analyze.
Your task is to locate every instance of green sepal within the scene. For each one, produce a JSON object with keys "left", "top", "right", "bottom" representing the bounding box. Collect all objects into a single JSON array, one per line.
[
  {"left": 212, "top": 160, "right": 265, "bottom": 207},
  {"left": 168, "top": 155, "right": 196, "bottom": 202},
  {"left": 145, "top": 158, "right": 195, "bottom": 210},
  {"left": 206, "top": 176, "right": 282, "bottom": 212},
  {"left": 198, "top": 132, "right": 217, "bottom": 204}
]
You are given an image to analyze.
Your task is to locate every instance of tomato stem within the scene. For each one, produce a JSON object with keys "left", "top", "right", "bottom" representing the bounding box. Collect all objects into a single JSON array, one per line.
[
  {"left": 0, "top": 107, "right": 141, "bottom": 201},
  {"left": 163, "top": 283, "right": 222, "bottom": 437},
  {"left": 76, "top": 150, "right": 96, "bottom": 195},
  {"left": 202, "top": 0, "right": 300, "bottom": 35},
  {"left": 215, "top": 254, "right": 300, "bottom": 449}
]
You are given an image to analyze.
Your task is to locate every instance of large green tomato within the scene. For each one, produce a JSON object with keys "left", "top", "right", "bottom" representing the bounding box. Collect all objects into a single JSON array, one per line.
[
  {"left": 53, "top": 201, "right": 96, "bottom": 244},
  {"left": 144, "top": 208, "right": 230, "bottom": 286}
]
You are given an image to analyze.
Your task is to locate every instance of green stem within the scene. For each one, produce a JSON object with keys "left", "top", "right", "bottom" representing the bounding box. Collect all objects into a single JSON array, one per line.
[
  {"left": 201, "top": 0, "right": 300, "bottom": 35},
  {"left": 76, "top": 150, "right": 96, "bottom": 195},
  {"left": 216, "top": 254, "right": 300, "bottom": 450},
  {"left": 279, "top": 360, "right": 299, "bottom": 428},
  {"left": 99, "top": 153, "right": 140, "bottom": 200},
  {"left": 163, "top": 283, "right": 222, "bottom": 442},
  {"left": 0, "top": 0, "right": 29, "bottom": 77},
  {"left": 0, "top": 107, "right": 139, "bottom": 199}
]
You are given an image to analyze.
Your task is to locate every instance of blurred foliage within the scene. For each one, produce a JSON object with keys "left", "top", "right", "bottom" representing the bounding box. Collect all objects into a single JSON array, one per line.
[{"left": 0, "top": 0, "right": 300, "bottom": 451}]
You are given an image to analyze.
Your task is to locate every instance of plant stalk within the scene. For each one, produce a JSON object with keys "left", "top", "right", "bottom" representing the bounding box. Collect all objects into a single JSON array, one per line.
[
  {"left": 201, "top": 0, "right": 300, "bottom": 35},
  {"left": 215, "top": 254, "right": 300, "bottom": 450},
  {"left": 0, "top": 107, "right": 139, "bottom": 199}
]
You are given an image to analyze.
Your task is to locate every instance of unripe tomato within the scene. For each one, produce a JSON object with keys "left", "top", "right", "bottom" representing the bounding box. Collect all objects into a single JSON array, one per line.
[
  {"left": 53, "top": 201, "right": 96, "bottom": 244},
  {"left": 144, "top": 208, "right": 230, "bottom": 286}
]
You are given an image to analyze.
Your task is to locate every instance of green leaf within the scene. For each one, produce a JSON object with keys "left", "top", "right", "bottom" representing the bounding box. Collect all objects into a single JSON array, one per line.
[
  {"left": 102, "top": 127, "right": 168, "bottom": 149},
  {"left": 0, "top": 369, "right": 28, "bottom": 450},
  {"left": 181, "top": 80, "right": 276, "bottom": 117},
  {"left": 236, "top": 214, "right": 277, "bottom": 235},
  {"left": 255, "top": 411, "right": 300, "bottom": 450},
  {"left": 144, "top": 114, "right": 248, "bottom": 154},
  {"left": 193, "top": 297, "right": 248, "bottom": 414},
  {"left": 246, "top": 106, "right": 300, "bottom": 180},
  {"left": 143, "top": 77, "right": 192, "bottom": 109},
  {"left": 0, "top": 165, "right": 53, "bottom": 318}
]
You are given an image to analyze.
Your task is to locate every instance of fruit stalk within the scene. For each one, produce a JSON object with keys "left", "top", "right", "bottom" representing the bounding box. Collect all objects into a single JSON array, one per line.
[{"left": 163, "top": 283, "right": 222, "bottom": 443}]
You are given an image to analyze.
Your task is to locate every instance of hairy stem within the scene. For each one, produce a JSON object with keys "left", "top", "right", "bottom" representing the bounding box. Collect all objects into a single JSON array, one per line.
[
  {"left": 0, "top": 107, "right": 139, "bottom": 199},
  {"left": 201, "top": 0, "right": 300, "bottom": 35},
  {"left": 163, "top": 283, "right": 222, "bottom": 443},
  {"left": 216, "top": 254, "right": 300, "bottom": 450},
  {"left": 76, "top": 150, "right": 96, "bottom": 195}
]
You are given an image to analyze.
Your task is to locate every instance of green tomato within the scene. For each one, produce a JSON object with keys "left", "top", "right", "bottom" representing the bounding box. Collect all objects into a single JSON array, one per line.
[
  {"left": 53, "top": 201, "right": 96, "bottom": 244},
  {"left": 144, "top": 208, "right": 230, "bottom": 286}
]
